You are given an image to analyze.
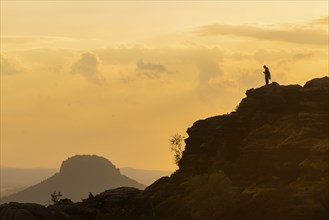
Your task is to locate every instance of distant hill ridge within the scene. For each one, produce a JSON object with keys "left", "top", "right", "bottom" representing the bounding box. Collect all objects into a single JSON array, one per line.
[{"left": 1, "top": 155, "right": 145, "bottom": 204}]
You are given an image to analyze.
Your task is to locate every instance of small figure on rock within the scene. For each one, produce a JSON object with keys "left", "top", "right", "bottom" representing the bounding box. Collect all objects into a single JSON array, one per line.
[
  {"left": 89, "top": 192, "right": 94, "bottom": 199},
  {"left": 263, "top": 65, "right": 271, "bottom": 85}
]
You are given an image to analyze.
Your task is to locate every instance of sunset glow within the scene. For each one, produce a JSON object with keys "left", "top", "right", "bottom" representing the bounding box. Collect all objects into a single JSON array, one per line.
[{"left": 1, "top": 1, "right": 328, "bottom": 170}]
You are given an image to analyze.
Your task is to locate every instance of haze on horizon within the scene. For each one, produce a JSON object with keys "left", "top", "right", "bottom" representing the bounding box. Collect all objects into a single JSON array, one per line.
[{"left": 1, "top": 1, "right": 328, "bottom": 171}]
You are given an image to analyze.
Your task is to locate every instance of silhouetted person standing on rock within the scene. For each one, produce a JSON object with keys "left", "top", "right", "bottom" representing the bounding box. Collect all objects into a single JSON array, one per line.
[{"left": 263, "top": 65, "right": 271, "bottom": 85}]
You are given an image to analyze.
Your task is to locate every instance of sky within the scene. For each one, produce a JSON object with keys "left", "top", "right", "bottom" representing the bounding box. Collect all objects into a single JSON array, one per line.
[{"left": 1, "top": 1, "right": 328, "bottom": 171}]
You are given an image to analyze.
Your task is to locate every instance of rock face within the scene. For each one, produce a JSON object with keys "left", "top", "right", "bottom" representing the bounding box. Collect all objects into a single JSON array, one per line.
[
  {"left": 1, "top": 77, "right": 328, "bottom": 220},
  {"left": 0, "top": 203, "right": 56, "bottom": 220},
  {"left": 0, "top": 187, "right": 144, "bottom": 220},
  {"left": 147, "top": 77, "right": 328, "bottom": 220},
  {"left": 1, "top": 155, "right": 145, "bottom": 204}
]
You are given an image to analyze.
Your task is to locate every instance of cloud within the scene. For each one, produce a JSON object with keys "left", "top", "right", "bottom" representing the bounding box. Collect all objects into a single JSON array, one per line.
[
  {"left": 251, "top": 49, "right": 317, "bottom": 65},
  {"left": 135, "top": 60, "right": 169, "bottom": 79},
  {"left": 2, "top": 36, "right": 44, "bottom": 45},
  {"left": 197, "top": 59, "right": 222, "bottom": 85},
  {"left": 194, "top": 22, "right": 328, "bottom": 45},
  {"left": 195, "top": 58, "right": 225, "bottom": 100},
  {"left": 308, "top": 16, "right": 329, "bottom": 26},
  {"left": 0, "top": 54, "right": 24, "bottom": 76},
  {"left": 70, "top": 52, "right": 106, "bottom": 85},
  {"left": 208, "top": 78, "right": 237, "bottom": 89}
]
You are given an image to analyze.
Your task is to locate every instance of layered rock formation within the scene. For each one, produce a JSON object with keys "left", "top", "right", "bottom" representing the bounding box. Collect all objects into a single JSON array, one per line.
[
  {"left": 1, "top": 77, "right": 328, "bottom": 220},
  {"left": 153, "top": 77, "right": 328, "bottom": 220},
  {"left": 1, "top": 155, "right": 145, "bottom": 205}
]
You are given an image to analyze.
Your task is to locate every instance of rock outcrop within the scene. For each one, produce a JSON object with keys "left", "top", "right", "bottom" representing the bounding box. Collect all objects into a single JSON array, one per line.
[
  {"left": 146, "top": 77, "right": 329, "bottom": 220},
  {"left": 1, "top": 77, "right": 328, "bottom": 220}
]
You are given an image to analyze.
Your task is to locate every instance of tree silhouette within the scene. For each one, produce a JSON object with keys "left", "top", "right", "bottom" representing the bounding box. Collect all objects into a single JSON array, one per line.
[
  {"left": 169, "top": 133, "right": 185, "bottom": 165},
  {"left": 50, "top": 191, "right": 62, "bottom": 205}
]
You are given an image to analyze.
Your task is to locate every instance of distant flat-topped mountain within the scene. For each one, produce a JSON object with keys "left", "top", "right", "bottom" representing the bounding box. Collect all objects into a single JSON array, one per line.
[
  {"left": 0, "top": 166, "right": 171, "bottom": 198},
  {"left": 1, "top": 155, "right": 145, "bottom": 204}
]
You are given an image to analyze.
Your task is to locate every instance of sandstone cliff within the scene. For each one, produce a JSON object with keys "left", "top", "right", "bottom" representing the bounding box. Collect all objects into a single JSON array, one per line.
[{"left": 146, "top": 77, "right": 328, "bottom": 220}]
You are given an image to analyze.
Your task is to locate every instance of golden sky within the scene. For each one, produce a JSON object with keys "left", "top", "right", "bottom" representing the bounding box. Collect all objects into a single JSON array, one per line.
[{"left": 1, "top": 1, "right": 328, "bottom": 170}]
